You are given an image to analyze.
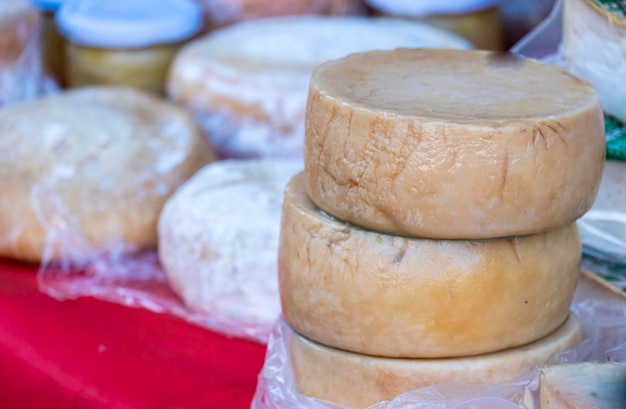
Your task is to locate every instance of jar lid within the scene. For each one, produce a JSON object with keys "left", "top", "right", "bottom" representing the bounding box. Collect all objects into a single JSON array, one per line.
[
  {"left": 31, "top": 0, "right": 64, "bottom": 12},
  {"left": 56, "top": 0, "right": 203, "bottom": 48},
  {"left": 365, "top": 0, "right": 500, "bottom": 17}
]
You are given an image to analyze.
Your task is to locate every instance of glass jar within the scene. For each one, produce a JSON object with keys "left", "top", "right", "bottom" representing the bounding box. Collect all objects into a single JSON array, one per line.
[
  {"left": 32, "top": 0, "right": 66, "bottom": 86},
  {"left": 56, "top": 0, "right": 202, "bottom": 95},
  {"left": 366, "top": 0, "right": 504, "bottom": 51}
]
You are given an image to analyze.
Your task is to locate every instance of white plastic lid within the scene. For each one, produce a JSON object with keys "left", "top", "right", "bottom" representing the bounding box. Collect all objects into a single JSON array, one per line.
[
  {"left": 31, "top": 0, "right": 64, "bottom": 12},
  {"left": 56, "top": 0, "right": 203, "bottom": 48},
  {"left": 365, "top": 0, "right": 500, "bottom": 17}
]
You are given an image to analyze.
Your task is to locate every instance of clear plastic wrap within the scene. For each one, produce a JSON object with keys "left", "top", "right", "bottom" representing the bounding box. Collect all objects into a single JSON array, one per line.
[
  {"left": 513, "top": 0, "right": 626, "bottom": 267},
  {"left": 0, "top": 0, "right": 43, "bottom": 107},
  {"left": 251, "top": 273, "right": 626, "bottom": 409}
]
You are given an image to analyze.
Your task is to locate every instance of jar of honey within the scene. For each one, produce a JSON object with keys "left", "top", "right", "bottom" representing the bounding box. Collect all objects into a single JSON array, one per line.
[
  {"left": 365, "top": 0, "right": 504, "bottom": 51},
  {"left": 56, "top": 0, "right": 203, "bottom": 95}
]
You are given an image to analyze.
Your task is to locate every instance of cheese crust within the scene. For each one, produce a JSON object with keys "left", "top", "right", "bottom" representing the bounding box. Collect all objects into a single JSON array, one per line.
[
  {"left": 290, "top": 314, "right": 583, "bottom": 409},
  {"left": 304, "top": 48, "right": 605, "bottom": 239},
  {"left": 0, "top": 87, "right": 214, "bottom": 262},
  {"left": 280, "top": 174, "right": 581, "bottom": 358}
]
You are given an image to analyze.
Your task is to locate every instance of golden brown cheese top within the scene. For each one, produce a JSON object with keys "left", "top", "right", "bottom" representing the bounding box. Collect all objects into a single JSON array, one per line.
[{"left": 312, "top": 48, "right": 600, "bottom": 123}]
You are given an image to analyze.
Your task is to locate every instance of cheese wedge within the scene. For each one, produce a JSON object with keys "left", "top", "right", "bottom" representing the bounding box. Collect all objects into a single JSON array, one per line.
[
  {"left": 563, "top": 0, "right": 626, "bottom": 123},
  {"left": 540, "top": 361, "right": 626, "bottom": 409},
  {"left": 304, "top": 48, "right": 605, "bottom": 239},
  {"left": 280, "top": 174, "right": 581, "bottom": 358},
  {"left": 290, "top": 314, "right": 583, "bottom": 409}
]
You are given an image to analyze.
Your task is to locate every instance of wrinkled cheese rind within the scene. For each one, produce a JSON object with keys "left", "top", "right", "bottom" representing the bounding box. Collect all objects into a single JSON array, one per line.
[
  {"left": 563, "top": 0, "right": 626, "bottom": 123},
  {"left": 280, "top": 174, "right": 581, "bottom": 358},
  {"left": 167, "top": 16, "right": 470, "bottom": 159},
  {"left": 290, "top": 314, "right": 583, "bottom": 409},
  {"left": 304, "top": 48, "right": 605, "bottom": 239},
  {"left": 540, "top": 361, "right": 626, "bottom": 409},
  {"left": 0, "top": 87, "right": 214, "bottom": 262},
  {"left": 158, "top": 159, "right": 302, "bottom": 341}
]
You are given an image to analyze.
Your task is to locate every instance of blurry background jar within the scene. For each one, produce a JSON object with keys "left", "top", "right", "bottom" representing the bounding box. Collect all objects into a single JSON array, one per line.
[
  {"left": 364, "top": 0, "right": 504, "bottom": 50},
  {"left": 31, "top": 0, "right": 66, "bottom": 87},
  {"left": 56, "top": 0, "right": 203, "bottom": 95}
]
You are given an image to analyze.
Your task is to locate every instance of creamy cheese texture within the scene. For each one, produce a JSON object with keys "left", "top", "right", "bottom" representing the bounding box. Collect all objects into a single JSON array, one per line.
[
  {"left": 540, "top": 361, "right": 626, "bottom": 409},
  {"left": 290, "top": 314, "right": 583, "bottom": 409},
  {"left": 304, "top": 48, "right": 605, "bottom": 239},
  {"left": 167, "top": 16, "right": 470, "bottom": 159},
  {"left": 280, "top": 174, "right": 581, "bottom": 358},
  {"left": 563, "top": 0, "right": 626, "bottom": 123},
  {"left": 0, "top": 87, "right": 214, "bottom": 262},
  {"left": 158, "top": 159, "right": 302, "bottom": 342}
]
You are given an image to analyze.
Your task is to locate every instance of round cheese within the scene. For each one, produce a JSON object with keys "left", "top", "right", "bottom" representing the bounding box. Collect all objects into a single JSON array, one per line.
[
  {"left": 195, "top": 0, "right": 366, "bottom": 31},
  {"left": 280, "top": 174, "right": 581, "bottom": 358},
  {"left": 290, "top": 314, "right": 583, "bottom": 409},
  {"left": 563, "top": 0, "right": 626, "bottom": 123},
  {"left": 304, "top": 48, "right": 605, "bottom": 239},
  {"left": 0, "top": 0, "right": 42, "bottom": 106},
  {"left": 540, "top": 361, "right": 626, "bottom": 409},
  {"left": 167, "top": 16, "right": 470, "bottom": 159},
  {"left": 158, "top": 159, "right": 302, "bottom": 341},
  {"left": 0, "top": 87, "right": 214, "bottom": 263}
]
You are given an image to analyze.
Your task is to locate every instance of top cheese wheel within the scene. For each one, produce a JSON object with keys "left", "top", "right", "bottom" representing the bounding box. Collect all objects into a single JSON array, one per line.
[{"left": 304, "top": 48, "right": 605, "bottom": 239}]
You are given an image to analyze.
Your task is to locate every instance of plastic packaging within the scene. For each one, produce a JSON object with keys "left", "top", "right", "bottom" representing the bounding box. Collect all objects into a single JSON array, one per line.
[
  {"left": 57, "top": 0, "right": 203, "bottom": 94},
  {"left": 157, "top": 159, "right": 303, "bottom": 342},
  {"left": 251, "top": 273, "right": 626, "bottom": 409},
  {"left": 167, "top": 16, "right": 471, "bottom": 159},
  {"left": 31, "top": 0, "right": 66, "bottom": 86},
  {"left": 513, "top": 0, "right": 626, "bottom": 267},
  {"left": 0, "top": 0, "right": 43, "bottom": 107}
]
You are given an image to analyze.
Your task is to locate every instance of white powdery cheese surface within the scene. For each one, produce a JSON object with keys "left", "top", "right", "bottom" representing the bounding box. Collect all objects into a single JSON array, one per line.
[
  {"left": 157, "top": 158, "right": 303, "bottom": 342},
  {"left": 167, "top": 16, "right": 471, "bottom": 159}
]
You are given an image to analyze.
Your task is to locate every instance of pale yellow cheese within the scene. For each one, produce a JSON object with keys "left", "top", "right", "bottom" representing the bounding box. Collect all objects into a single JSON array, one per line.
[
  {"left": 0, "top": 87, "right": 214, "bottom": 262},
  {"left": 280, "top": 174, "right": 581, "bottom": 358},
  {"left": 563, "top": 0, "right": 626, "bottom": 123},
  {"left": 540, "top": 361, "right": 626, "bottom": 409},
  {"left": 290, "top": 314, "right": 583, "bottom": 409},
  {"left": 304, "top": 48, "right": 605, "bottom": 239}
]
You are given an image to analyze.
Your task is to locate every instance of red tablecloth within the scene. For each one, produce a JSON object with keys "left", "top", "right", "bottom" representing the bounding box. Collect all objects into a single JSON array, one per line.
[{"left": 0, "top": 261, "right": 267, "bottom": 409}]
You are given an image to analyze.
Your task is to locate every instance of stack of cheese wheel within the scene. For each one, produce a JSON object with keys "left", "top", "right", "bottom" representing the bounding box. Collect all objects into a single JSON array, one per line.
[{"left": 277, "top": 48, "right": 606, "bottom": 408}]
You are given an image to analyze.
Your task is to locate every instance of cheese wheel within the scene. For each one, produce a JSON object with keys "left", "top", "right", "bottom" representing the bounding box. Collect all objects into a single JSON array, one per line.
[
  {"left": 304, "top": 48, "right": 605, "bottom": 239},
  {"left": 167, "top": 16, "right": 470, "bottom": 159},
  {"left": 540, "top": 361, "right": 626, "bottom": 409},
  {"left": 0, "top": 87, "right": 214, "bottom": 263},
  {"left": 0, "top": 0, "right": 42, "bottom": 106},
  {"left": 290, "top": 314, "right": 583, "bottom": 409},
  {"left": 158, "top": 159, "right": 302, "bottom": 341},
  {"left": 280, "top": 174, "right": 581, "bottom": 358},
  {"left": 196, "top": 0, "right": 367, "bottom": 31},
  {"left": 563, "top": 0, "right": 626, "bottom": 123}
]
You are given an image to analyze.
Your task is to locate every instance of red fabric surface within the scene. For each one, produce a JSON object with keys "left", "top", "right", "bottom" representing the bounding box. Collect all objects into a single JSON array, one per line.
[{"left": 0, "top": 260, "right": 267, "bottom": 409}]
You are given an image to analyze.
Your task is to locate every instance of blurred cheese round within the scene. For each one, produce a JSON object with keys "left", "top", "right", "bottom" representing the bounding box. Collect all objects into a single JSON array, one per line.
[
  {"left": 305, "top": 48, "right": 605, "bottom": 239},
  {"left": 563, "top": 0, "right": 626, "bottom": 123},
  {"left": 0, "top": 0, "right": 42, "bottom": 106},
  {"left": 540, "top": 361, "right": 626, "bottom": 409},
  {"left": 158, "top": 159, "right": 302, "bottom": 341},
  {"left": 195, "top": 0, "right": 367, "bottom": 31},
  {"left": 280, "top": 174, "right": 581, "bottom": 358},
  {"left": 0, "top": 87, "right": 214, "bottom": 263},
  {"left": 290, "top": 314, "right": 583, "bottom": 409},
  {"left": 167, "top": 16, "right": 470, "bottom": 159}
]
